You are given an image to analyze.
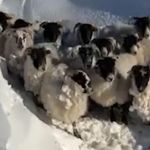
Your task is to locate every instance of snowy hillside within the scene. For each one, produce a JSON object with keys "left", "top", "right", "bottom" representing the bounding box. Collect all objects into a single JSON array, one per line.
[
  {"left": 0, "top": 0, "right": 150, "bottom": 25},
  {"left": 0, "top": 0, "right": 150, "bottom": 150}
]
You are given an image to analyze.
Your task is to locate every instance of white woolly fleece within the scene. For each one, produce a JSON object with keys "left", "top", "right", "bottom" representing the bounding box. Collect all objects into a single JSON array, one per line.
[
  {"left": 40, "top": 64, "right": 88, "bottom": 124},
  {"left": 1, "top": 28, "right": 33, "bottom": 76},
  {"left": 23, "top": 54, "right": 53, "bottom": 96},
  {"left": 90, "top": 70, "right": 131, "bottom": 107},
  {"left": 130, "top": 79, "right": 150, "bottom": 122}
]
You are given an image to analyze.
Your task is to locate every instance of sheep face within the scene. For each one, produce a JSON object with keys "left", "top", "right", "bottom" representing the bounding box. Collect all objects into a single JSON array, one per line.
[
  {"left": 122, "top": 34, "right": 141, "bottom": 55},
  {"left": 91, "top": 38, "right": 116, "bottom": 57},
  {"left": 27, "top": 47, "right": 50, "bottom": 70},
  {"left": 131, "top": 65, "right": 150, "bottom": 93},
  {"left": 40, "top": 22, "right": 62, "bottom": 42},
  {"left": 79, "top": 46, "right": 99, "bottom": 69},
  {"left": 15, "top": 32, "right": 27, "bottom": 50},
  {"left": 4, "top": 29, "right": 33, "bottom": 58},
  {"left": 74, "top": 23, "right": 97, "bottom": 44},
  {"left": 12, "top": 19, "right": 32, "bottom": 29},
  {"left": 133, "top": 17, "right": 150, "bottom": 39},
  {"left": 71, "top": 70, "right": 92, "bottom": 93},
  {"left": 95, "top": 57, "right": 116, "bottom": 82}
]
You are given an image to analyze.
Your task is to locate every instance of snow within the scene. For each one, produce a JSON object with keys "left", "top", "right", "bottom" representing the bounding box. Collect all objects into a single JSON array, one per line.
[
  {"left": 0, "top": 0, "right": 123, "bottom": 25},
  {"left": 0, "top": 0, "right": 150, "bottom": 150},
  {"left": 0, "top": 63, "right": 82, "bottom": 150},
  {"left": 1, "top": 0, "right": 150, "bottom": 25}
]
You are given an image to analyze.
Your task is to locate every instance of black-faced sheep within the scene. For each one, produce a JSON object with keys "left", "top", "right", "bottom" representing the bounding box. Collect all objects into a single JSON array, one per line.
[
  {"left": 62, "top": 23, "right": 97, "bottom": 47},
  {"left": 96, "top": 17, "right": 150, "bottom": 45},
  {"left": 23, "top": 46, "right": 57, "bottom": 96},
  {"left": 89, "top": 57, "right": 133, "bottom": 124},
  {"left": 60, "top": 45, "right": 100, "bottom": 70},
  {"left": 91, "top": 37, "right": 119, "bottom": 57},
  {"left": 129, "top": 65, "right": 150, "bottom": 122},
  {"left": 33, "top": 22, "right": 63, "bottom": 48},
  {"left": 39, "top": 63, "right": 91, "bottom": 123}
]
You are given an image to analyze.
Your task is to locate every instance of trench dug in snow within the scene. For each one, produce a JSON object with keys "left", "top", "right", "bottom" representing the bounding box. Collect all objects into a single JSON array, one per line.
[{"left": 0, "top": 0, "right": 150, "bottom": 150}]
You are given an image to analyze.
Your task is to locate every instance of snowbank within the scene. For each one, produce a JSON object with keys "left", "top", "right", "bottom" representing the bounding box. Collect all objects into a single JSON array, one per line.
[
  {"left": 0, "top": 66, "right": 82, "bottom": 150},
  {"left": 0, "top": 0, "right": 123, "bottom": 25},
  {"left": 1, "top": 0, "right": 150, "bottom": 25}
]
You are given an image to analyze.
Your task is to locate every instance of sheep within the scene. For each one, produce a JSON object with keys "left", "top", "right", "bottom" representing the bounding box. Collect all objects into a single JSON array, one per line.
[
  {"left": 23, "top": 45, "right": 58, "bottom": 96},
  {"left": 0, "top": 27, "right": 34, "bottom": 76},
  {"left": 90, "top": 57, "right": 118, "bottom": 107},
  {"left": 116, "top": 37, "right": 150, "bottom": 80},
  {"left": 91, "top": 37, "right": 119, "bottom": 57},
  {"left": 89, "top": 57, "right": 132, "bottom": 124},
  {"left": 96, "top": 17, "right": 150, "bottom": 45},
  {"left": 129, "top": 65, "right": 150, "bottom": 122},
  {"left": 60, "top": 45, "right": 100, "bottom": 70},
  {"left": 121, "top": 34, "right": 141, "bottom": 54},
  {"left": 114, "top": 34, "right": 148, "bottom": 80},
  {"left": 61, "top": 22, "right": 97, "bottom": 47},
  {"left": 39, "top": 63, "right": 91, "bottom": 124},
  {"left": 133, "top": 17, "right": 150, "bottom": 39},
  {"left": 34, "top": 22, "right": 63, "bottom": 48}
]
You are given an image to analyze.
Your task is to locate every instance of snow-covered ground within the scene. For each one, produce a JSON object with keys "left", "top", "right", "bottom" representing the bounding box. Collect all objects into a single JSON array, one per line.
[{"left": 0, "top": 0, "right": 150, "bottom": 150}]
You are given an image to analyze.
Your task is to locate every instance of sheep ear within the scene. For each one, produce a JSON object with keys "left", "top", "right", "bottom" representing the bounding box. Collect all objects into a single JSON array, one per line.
[
  {"left": 127, "top": 70, "right": 132, "bottom": 75},
  {"left": 130, "top": 65, "right": 138, "bottom": 73},
  {"left": 76, "top": 45, "right": 82, "bottom": 50},
  {"left": 92, "top": 25, "right": 98, "bottom": 31},
  {"left": 57, "top": 23, "right": 63, "bottom": 28},
  {"left": 74, "top": 23, "right": 81, "bottom": 30},
  {"left": 127, "top": 66, "right": 136, "bottom": 75},
  {"left": 40, "top": 21, "right": 48, "bottom": 28}
]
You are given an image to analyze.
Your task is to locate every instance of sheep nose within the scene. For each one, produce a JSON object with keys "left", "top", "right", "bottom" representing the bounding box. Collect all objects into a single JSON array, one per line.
[
  {"left": 145, "top": 34, "right": 150, "bottom": 39},
  {"left": 139, "top": 87, "right": 144, "bottom": 92},
  {"left": 107, "top": 75, "right": 114, "bottom": 82},
  {"left": 86, "top": 63, "right": 92, "bottom": 69},
  {"left": 133, "top": 51, "right": 137, "bottom": 55}
]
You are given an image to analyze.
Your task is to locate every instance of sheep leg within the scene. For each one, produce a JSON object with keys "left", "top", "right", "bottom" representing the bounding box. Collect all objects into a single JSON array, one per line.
[
  {"left": 32, "top": 95, "right": 45, "bottom": 110},
  {"left": 121, "top": 98, "right": 133, "bottom": 125},
  {"left": 110, "top": 104, "right": 117, "bottom": 122},
  {"left": 72, "top": 122, "right": 82, "bottom": 139},
  {"left": 17, "top": 75, "right": 24, "bottom": 86},
  {"left": 121, "top": 104, "right": 129, "bottom": 125},
  {"left": 88, "top": 97, "right": 98, "bottom": 113}
]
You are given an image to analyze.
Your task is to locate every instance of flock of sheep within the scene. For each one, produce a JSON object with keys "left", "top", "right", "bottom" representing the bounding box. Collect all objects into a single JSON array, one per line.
[{"left": 1, "top": 11, "right": 150, "bottom": 125}]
